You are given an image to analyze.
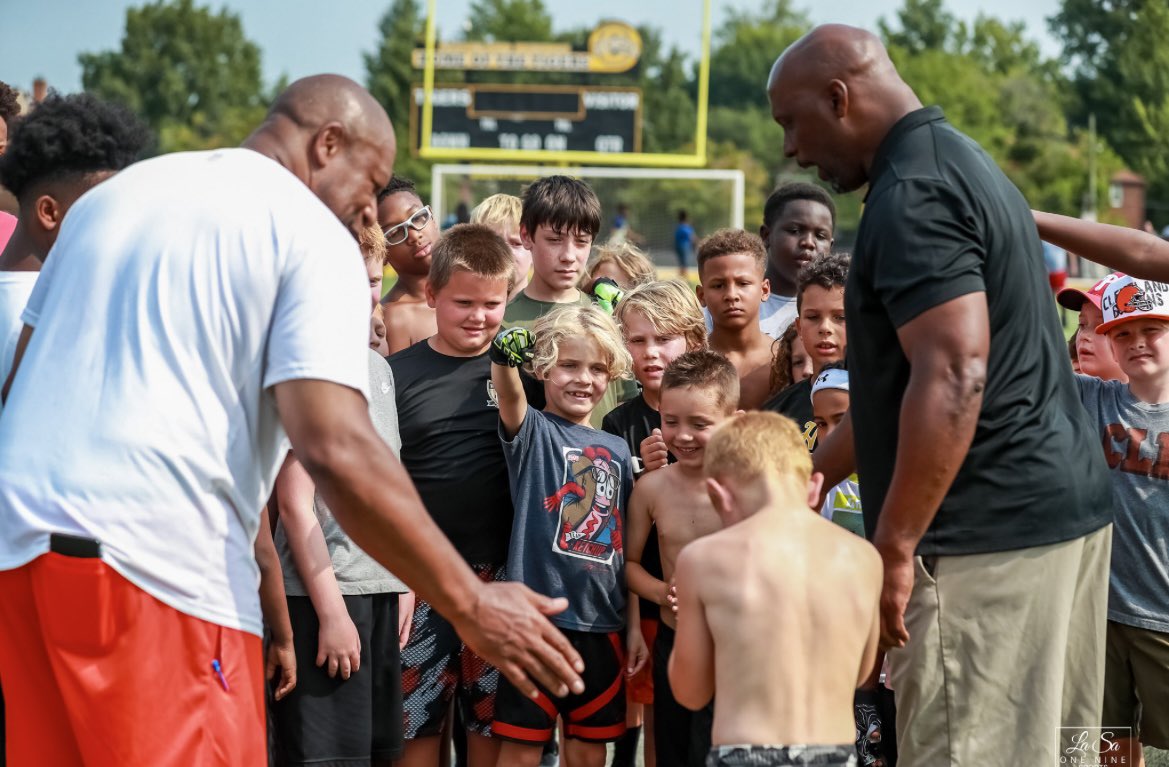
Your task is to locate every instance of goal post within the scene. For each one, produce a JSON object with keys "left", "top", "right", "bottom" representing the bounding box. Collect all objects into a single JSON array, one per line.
[{"left": 431, "top": 164, "right": 745, "bottom": 265}]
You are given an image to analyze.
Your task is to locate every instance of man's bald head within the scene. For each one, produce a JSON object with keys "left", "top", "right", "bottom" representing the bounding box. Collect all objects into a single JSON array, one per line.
[
  {"left": 767, "top": 24, "right": 920, "bottom": 194},
  {"left": 247, "top": 75, "right": 397, "bottom": 237}
]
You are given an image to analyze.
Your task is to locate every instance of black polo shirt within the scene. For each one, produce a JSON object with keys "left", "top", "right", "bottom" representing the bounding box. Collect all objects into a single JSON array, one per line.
[{"left": 847, "top": 106, "right": 1112, "bottom": 556}]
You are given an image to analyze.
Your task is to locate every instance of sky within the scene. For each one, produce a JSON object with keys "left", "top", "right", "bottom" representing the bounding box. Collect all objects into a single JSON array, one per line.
[{"left": 1, "top": 0, "right": 1063, "bottom": 96}]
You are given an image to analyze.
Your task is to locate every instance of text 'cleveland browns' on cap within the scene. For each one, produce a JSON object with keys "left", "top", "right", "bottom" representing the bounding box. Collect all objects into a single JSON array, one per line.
[{"left": 1096, "top": 276, "right": 1169, "bottom": 334}]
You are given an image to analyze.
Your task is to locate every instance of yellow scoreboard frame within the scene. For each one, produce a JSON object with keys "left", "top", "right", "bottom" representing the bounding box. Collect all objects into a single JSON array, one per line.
[{"left": 418, "top": 0, "right": 713, "bottom": 168}]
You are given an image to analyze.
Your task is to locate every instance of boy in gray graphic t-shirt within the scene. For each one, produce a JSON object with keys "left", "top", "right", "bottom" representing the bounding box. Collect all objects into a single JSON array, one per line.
[
  {"left": 1075, "top": 276, "right": 1169, "bottom": 760},
  {"left": 489, "top": 304, "right": 647, "bottom": 767}
]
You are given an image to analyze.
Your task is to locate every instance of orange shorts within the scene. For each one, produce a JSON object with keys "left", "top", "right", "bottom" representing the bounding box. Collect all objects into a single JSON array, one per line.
[
  {"left": 627, "top": 616, "right": 659, "bottom": 705},
  {"left": 0, "top": 552, "right": 265, "bottom": 767}
]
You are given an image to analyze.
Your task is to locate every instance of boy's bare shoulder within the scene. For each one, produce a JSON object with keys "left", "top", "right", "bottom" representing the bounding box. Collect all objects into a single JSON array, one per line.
[
  {"left": 631, "top": 464, "right": 674, "bottom": 503},
  {"left": 818, "top": 518, "right": 882, "bottom": 580}
]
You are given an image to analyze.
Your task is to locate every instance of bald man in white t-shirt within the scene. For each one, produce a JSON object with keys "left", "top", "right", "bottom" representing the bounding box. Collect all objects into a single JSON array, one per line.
[{"left": 0, "top": 75, "right": 583, "bottom": 767}]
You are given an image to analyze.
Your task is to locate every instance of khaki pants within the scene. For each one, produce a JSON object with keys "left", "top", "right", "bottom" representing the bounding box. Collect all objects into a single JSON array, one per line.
[{"left": 887, "top": 525, "right": 1112, "bottom": 767}]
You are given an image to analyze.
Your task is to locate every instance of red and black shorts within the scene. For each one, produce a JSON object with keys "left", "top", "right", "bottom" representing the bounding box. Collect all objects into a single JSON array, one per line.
[
  {"left": 401, "top": 563, "right": 505, "bottom": 739},
  {"left": 492, "top": 629, "right": 627, "bottom": 745}
]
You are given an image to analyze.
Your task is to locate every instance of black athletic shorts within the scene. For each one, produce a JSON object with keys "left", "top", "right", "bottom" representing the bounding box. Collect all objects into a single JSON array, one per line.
[
  {"left": 654, "top": 623, "right": 714, "bottom": 767},
  {"left": 493, "top": 629, "right": 627, "bottom": 745},
  {"left": 271, "top": 593, "right": 403, "bottom": 766}
]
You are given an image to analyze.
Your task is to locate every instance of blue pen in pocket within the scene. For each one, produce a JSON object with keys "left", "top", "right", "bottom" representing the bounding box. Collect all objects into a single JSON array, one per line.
[{"left": 211, "top": 659, "right": 230, "bottom": 691}]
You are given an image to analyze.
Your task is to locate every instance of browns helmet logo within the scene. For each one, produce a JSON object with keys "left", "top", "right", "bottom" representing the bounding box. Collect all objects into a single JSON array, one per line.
[{"left": 1115, "top": 283, "right": 1154, "bottom": 315}]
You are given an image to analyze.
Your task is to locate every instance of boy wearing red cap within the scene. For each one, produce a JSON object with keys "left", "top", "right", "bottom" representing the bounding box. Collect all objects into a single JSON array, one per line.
[
  {"left": 1057, "top": 273, "right": 1128, "bottom": 382},
  {"left": 1074, "top": 275, "right": 1169, "bottom": 764}
]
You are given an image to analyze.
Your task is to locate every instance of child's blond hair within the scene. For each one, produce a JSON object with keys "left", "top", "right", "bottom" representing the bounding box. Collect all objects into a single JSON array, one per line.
[
  {"left": 359, "top": 223, "right": 388, "bottom": 266},
  {"left": 581, "top": 242, "right": 655, "bottom": 289},
  {"left": 530, "top": 304, "right": 632, "bottom": 381},
  {"left": 615, "top": 280, "right": 706, "bottom": 351},
  {"left": 705, "top": 411, "right": 812, "bottom": 487},
  {"left": 470, "top": 193, "right": 522, "bottom": 231}
]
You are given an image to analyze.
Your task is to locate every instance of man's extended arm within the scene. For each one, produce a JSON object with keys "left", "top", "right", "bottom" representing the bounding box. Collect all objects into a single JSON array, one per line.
[
  {"left": 273, "top": 379, "right": 584, "bottom": 698},
  {"left": 811, "top": 411, "right": 856, "bottom": 503},
  {"left": 874, "top": 292, "right": 989, "bottom": 649},
  {"left": 1033, "top": 210, "right": 1169, "bottom": 281}
]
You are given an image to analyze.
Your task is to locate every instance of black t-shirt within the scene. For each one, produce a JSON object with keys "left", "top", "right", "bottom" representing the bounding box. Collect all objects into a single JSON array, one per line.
[
  {"left": 761, "top": 378, "right": 817, "bottom": 452},
  {"left": 601, "top": 393, "right": 665, "bottom": 620},
  {"left": 848, "top": 106, "right": 1112, "bottom": 556},
  {"left": 387, "top": 341, "right": 515, "bottom": 564}
]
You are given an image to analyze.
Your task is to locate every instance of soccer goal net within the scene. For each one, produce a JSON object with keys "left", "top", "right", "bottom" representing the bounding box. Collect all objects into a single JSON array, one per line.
[{"left": 430, "top": 164, "right": 745, "bottom": 266}]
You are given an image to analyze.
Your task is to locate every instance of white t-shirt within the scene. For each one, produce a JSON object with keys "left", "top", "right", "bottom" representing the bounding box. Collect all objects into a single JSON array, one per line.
[
  {"left": 703, "top": 293, "right": 796, "bottom": 340},
  {"left": 0, "top": 271, "right": 38, "bottom": 388},
  {"left": 0, "top": 149, "right": 370, "bottom": 636}
]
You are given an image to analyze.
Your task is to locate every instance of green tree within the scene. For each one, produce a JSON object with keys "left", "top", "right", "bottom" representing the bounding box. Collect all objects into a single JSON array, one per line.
[
  {"left": 1051, "top": 0, "right": 1169, "bottom": 208},
  {"left": 79, "top": 0, "right": 266, "bottom": 152},
  {"left": 707, "top": 0, "right": 809, "bottom": 109},
  {"left": 878, "top": 0, "right": 956, "bottom": 54},
  {"left": 636, "top": 27, "right": 696, "bottom": 154},
  {"left": 465, "top": 0, "right": 552, "bottom": 42},
  {"left": 704, "top": 0, "right": 818, "bottom": 230},
  {"left": 365, "top": 0, "right": 425, "bottom": 139}
]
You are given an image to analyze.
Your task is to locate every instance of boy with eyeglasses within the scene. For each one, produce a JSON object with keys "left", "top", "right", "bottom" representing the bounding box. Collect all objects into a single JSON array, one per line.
[{"left": 379, "top": 176, "right": 439, "bottom": 355}]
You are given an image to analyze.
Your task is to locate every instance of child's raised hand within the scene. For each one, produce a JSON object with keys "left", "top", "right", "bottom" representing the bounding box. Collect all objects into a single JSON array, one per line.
[
  {"left": 640, "top": 428, "right": 669, "bottom": 472},
  {"left": 490, "top": 327, "right": 535, "bottom": 368},
  {"left": 590, "top": 277, "right": 625, "bottom": 315}
]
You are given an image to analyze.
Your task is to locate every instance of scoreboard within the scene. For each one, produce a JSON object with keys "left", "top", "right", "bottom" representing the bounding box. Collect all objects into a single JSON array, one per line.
[{"left": 410, "top": 84, "right": 642, "bottom": 155}]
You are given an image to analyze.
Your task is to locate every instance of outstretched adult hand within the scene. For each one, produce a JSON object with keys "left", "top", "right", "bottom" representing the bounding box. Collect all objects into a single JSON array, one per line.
[{"left": 454, "top": 581, "right": 585, "bottom": 699}]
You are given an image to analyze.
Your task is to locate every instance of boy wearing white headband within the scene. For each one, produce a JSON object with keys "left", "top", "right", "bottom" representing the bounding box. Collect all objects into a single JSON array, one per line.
[
  {"left": 809, "top": 363, "right": 891, "bottom": 767},
  {"left": 1075, "top": 276, "right": 1169, "bottom": 763},
  {"left": 811, "top": 364, "right": 862, "bottom": 536}
]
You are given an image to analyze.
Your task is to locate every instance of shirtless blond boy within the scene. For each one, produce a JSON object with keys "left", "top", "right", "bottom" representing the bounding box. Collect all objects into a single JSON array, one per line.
[
  {"left": 696, "top": 230, "right": 776, "bottom": 409},
  {"left": 625, "top": 349, "right": 739, "bottom": 767},
  {"left": 379, "top": 176, "right": 439, "bottom": 353},
  {"left": 669, "top": 412, "right": 881, "bottom": 767}
]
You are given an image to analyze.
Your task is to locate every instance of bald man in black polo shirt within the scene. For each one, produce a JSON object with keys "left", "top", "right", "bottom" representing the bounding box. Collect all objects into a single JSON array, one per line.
[{"left": 768, "top": 25, "right": 1114, "bottom": 766}]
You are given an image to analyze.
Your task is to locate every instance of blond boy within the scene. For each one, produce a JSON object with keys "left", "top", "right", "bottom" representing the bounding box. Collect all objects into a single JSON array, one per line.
[
  {"left": 696, "top": 230, "right": 775, "bottom": 409},
  {"left": 471, "top": 193, "right": 530, "bottom": 301},
  {"left": 604, "top": 280, "right": 707, "bottom": 766},
  {"left": 625, "top": 349, "right": 739, "bottom": 767},
  {"left": 669, "top": 412, "right": 881, "bottom": 767},
  {"left": 490, "top": 305, "right": 646, "bottom": 767}
]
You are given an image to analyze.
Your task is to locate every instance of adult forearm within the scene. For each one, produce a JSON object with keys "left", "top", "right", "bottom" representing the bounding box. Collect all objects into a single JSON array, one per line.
[
  {"left": 302, "top": 431, "right": 481, "bottom": 628},
  {"left": 872, "top": 362, "right": 984, "bottom": 556},
  {"left": 1034, "top": 210, "right": 1169, "bottom": 281},
  {"left": 255, "top": 512, "right": 293, "bottom": 643}
]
